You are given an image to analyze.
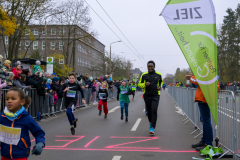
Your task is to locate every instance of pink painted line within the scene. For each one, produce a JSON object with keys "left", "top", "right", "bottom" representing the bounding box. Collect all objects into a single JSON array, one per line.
[
  {"left": 46, "top": 136, "right": 85, "bottom": 148},
  {"left": 106, "top": 138, "right": 158, "bottom": 148},
  {"left": 110, "top": 136, "right": 158, "bottom": 139},
  {"left": 43, "top": 147, "right": 198, "bottom": 153},
  {"left": 56, "top": 135, "right": 84, "bottom": 137},
  {"left": 31, "top": 139, "right": 35, "bottom": 143},
  {"left": 84, "top": 136, "right": 100, "bottom": 148},
  {"left": 113, "top": 147, "right": 160, "bottom": 150}
]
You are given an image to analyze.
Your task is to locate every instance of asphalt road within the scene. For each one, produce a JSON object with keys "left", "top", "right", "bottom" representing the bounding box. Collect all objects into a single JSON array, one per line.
[{"left": 27, "top": 90, "right": 233, "bottom": 160}]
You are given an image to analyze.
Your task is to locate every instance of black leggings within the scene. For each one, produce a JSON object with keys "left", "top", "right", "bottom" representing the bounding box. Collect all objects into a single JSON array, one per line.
[
  {"left": 132, "top": 90, "right": 136, "bottom": 98},
  {"left": 144, "top": 95, "right": 160, "bottom": 129}
]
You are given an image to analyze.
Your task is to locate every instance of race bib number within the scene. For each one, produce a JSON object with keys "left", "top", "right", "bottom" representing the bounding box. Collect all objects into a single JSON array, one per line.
[
  {"left": 99, "top": 93, "right": 106, "bottom": 99},
  {"left": 121, "top": 89, "right": 128, "bottom": 94},
  {"left": 132, "top": 86, "right": 136, "bottom": 88},
  {"left": 0, "top": 125, "right": 21, "bottom": 145},
  {"left": 66, "top": 90, "right": 76, "bottom": 98}
]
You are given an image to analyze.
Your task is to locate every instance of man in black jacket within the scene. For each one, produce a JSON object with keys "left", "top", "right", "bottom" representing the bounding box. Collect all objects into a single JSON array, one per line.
[{"left": 138, "top": 60, "right": 163, "bottom": 135}]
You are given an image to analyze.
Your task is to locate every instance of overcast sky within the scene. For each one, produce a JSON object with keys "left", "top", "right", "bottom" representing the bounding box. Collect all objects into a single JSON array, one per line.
[{"left": 85, "top": 0, "right": 239, "bottom": 78}]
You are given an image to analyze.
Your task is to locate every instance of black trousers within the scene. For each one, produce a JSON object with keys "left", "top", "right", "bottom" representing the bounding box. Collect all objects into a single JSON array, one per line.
[{"left": 144, "top": 95, "right": 160, "bottom": 129}]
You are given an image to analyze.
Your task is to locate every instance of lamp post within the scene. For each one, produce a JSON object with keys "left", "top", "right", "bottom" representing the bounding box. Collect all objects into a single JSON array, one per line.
[
  {"left": 44, "top": 12, "right": 63, "bottom": 62},
  {"left": 109, "top": 40, "right": 121, "bottom": 74}
]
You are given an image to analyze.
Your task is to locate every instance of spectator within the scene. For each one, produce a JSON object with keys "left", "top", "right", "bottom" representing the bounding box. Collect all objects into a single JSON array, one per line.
[
  {"left": 52, "top": 73, "right": 57, "bottom": 78},
  {"left": 6, "top": 72, "right": 15, "bottom": 88},
  {"left": 96, "top": 78, "right": 102, "bottom": 92},
  {"left": 86, "top": 77, "right": 94, "bottom": 105},
  {"left": 220, "top": 82, "right": 224, "bottom": 90},
  {"left": 36, "top": 77, "right": 46, "bottom": 96},
  {"left": 44, "top": 72, "right": 50, "bottom": 79},
  {"left": 12, "top": 64, "right": 22, "bottom": 80},
  {"left": 13, "top": 74, "right": 30, "bottom": 89},
  {"left": 51, "top": 77, "right": 60, "bottom": 105},
  {"left": 24, "top": 69, "right": 42, "bottom": 86}
]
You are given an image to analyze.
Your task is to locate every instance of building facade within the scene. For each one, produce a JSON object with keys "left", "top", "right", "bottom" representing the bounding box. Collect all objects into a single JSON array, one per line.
[{"left": 0, "top": 25, "right": 105, "bottom": 77}]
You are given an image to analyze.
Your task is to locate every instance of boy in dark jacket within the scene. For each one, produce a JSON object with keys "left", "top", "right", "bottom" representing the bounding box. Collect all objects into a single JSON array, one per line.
[
  {"left": 59, "top": 73, "right": 85, "bottom": 135},
  {"left": 97, "top": 81, "right": 108, "bottom": 119}
]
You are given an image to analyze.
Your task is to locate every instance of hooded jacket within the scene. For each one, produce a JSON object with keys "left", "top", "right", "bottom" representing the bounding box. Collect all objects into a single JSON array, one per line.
[
  {"left": 0, "top": 110, "right": 45, "bottom": 159},
  {"left": 12, "top": 68, "right": 21, "bottom": 80}
]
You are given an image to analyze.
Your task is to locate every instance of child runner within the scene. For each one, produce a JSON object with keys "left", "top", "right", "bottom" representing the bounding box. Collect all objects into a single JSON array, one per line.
[
  {"left": 0, "top": 88, "right": 45, "bottom": 159},
  {"left": 59, "top": 73, "right": 85, "bottom": 135},
  {"left": 97, "top": 81, "right": 108, "bottom": 119},
  {"left": 131, "top": 81, "right": 137, "bottom": 100},
  {"left": 117, "top": 79, "right": 132, "bottom": 122}
]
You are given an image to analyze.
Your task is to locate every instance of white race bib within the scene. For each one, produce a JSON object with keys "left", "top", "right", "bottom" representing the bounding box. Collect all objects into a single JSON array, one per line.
[
  {"left": 99, "top": 93, "right": 106, "bottom": 100},
  {"left": 121, "top": 89, "right": 128, "bottom": 95},
  {"left": 0, "top": 125, "right": 21, "bottom": 145},
  {"left": 66, "top": 90, "right": 76, "bottom": 98}
]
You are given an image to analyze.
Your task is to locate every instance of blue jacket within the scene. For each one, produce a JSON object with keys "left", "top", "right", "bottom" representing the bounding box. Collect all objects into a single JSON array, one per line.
[
  {"left": 0, "top": 110, "right": 45, "bottom": 159},
  {"left": 46, "top": 83, "right": 51, "bottom": 90}
]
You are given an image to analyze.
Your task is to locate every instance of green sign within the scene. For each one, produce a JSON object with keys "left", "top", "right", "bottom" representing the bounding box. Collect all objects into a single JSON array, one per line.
[{"left": 161, "top": 0, "right": 218, "bottom": 124}]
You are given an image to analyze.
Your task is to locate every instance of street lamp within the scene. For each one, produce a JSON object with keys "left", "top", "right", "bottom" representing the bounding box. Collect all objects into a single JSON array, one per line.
[
  {"left": 44, "top": 12, "right": 63, "bottom": 62},
  {"left": 109, "top": 40, "right": 121, "bottom": 74}
]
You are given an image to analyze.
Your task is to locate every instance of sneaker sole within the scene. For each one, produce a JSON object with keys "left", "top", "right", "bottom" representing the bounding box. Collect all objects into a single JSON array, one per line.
[{"left": 149, "top": 132, "right": 155, "bottom": 135}]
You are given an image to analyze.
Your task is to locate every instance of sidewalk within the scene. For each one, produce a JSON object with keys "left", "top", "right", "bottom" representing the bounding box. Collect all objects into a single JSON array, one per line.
[{"left": 159, "top": 90, "right": 232, "bottom": 160}]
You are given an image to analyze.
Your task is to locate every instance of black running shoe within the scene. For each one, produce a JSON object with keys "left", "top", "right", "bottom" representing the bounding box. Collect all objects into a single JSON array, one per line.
[
  {"left": 125, "top": 118, "right": 128, "bottom": 122},
  {"left": 104, "top": 114, "right": 107, "bottom": 119},
  {"left": 192, "top": 141, "right": 205, "bottom": 148},
  {"left": 70, "top": 127, "right": 75, "bottom": 135},
  {"left": 73, "top": 118, "right": 78, "bottom": 128},
  {"left": 196, "top": 145, "right": 207, "bottom": 151},
  {"left": 99, "top": 110, "right": 102, "bottom": 116},
  {"left": 121, "top": 115, "right": 123, "bottom": 120}
]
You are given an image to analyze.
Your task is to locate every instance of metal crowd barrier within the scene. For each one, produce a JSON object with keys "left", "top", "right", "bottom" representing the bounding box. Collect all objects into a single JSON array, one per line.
[
  {"left": 0, "top": 86, "right": 120, "bottom": 119},
  {"left": 168, "top": 86, "right": 239, "bottom": 159}
]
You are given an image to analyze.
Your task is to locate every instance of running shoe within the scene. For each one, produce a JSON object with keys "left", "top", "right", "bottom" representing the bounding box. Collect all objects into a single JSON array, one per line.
[
  {"left": 196, "top": 145, "right": 207, "bottom": 151},
  {"left": 121, "top": 115, "right": 123, "bottom": 120},
  {"left": 73, "top": 118, "right": 78, "bottom": 128},
  {"left": 104, "top": 114, "right": 107, "bottom": 119},
  {"left": 192, "top": 141, "right": 205, "bottom": 148},
  {"left": 125, "top": 117, "right": 128, "bottom": 122},
  {"left": 88, "top": 103, "right": 91, "bottom": 106},
  {"left": 149, "top": 124, "right": 152, "bottom": 130},
  {"left": 149, "top": 127, "right": 155, "bottom": 135},
  {"left": 70, "top": 126, "right": 75, "bottom": 135},
  {"left": 132, "top": 98, "right": 134, "bottom": 100},
  {"left": 99, "top": 110, "right": 102, "bottom": 116}
]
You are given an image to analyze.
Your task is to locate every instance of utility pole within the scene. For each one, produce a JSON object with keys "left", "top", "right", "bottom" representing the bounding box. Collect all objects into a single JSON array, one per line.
[{"left": 109, "top": 40, "right": 121, "bottom": 74}]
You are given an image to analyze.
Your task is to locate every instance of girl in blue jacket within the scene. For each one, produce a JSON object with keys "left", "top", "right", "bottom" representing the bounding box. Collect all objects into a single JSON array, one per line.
[{"left": 0, "top": 88, "right": 45, "bottom": 160}]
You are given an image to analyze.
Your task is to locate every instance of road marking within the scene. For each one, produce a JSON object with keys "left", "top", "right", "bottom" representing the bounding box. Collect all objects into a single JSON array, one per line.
[
  {"left": 131, "top": 118, "right": 142, "bottom": 131},
  {"left": 109, "top": 106, "right": 120, "bottom": 113},
  {"left": 84, "top": 136, "right": 100, "bottom": 148},
  {"left": 112, "top": 156, "right": 121, "bottom": 160},
  {"left": 143, "top": 109, "right": 145, "bottom": 112}
]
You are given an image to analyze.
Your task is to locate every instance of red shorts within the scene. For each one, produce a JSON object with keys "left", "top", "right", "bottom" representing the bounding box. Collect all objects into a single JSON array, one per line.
[{"left": 1, "top": 157, "right": 28, "bottom": 160}]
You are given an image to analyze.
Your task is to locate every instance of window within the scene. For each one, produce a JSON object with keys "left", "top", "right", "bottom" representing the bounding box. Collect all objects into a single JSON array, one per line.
[
  {"left": 33, "top": 41, "right": 38, "bottom": 50},
  {"left": 33, "top": 29, "right": 38, "bottom": 35},
  {"left": 42, "top": 41, "right": 45, "bottom": 50},
  {"left": 25, "top": 41, "right": 30, "bottom": 49},
  {"left": 42, "top": 56, "right": 45, "bottom": 61},
  {"left": 78, "top": 57, "right": 79, "bottom": 66},
  {"left": 5, "top": 51, "right": 8, "bottom": 59},
  {"left": 5, "top": 36, "right": 8, "bottom": 45},
  {"left": 18, "top": 42, "right": 21, "bottom": 50},
  {"left": 59, "top": 57, "right": 64, "bottom": 64},
  {"left": 59, "top": 41, "right": 63, "bottom": 50},
  {"left": 50, "top": 42, "right": 55, "bottom": 50},
  {"left": 60, "top": 29, "right": 64, "bottom": 35},
  {"left": 82, "top": 58, "right": 85, "bottom": 66},
  {"left": 85, "top": 60, "right": 88, "bottom": 67},
  {"left": 80, "top": 58, "right": 82, "bottom": 66},
  {"left": 51, "top": 28, "right": 56, "bottom": 35},
  {"left": 42, "top": 29, "right": 46, "bottom": 35},
  {"left": 25, "top": 29, "right": 30, "bottom": 35}
]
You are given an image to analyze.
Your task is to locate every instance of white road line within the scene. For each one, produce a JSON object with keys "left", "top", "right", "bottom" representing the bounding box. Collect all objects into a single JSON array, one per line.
[
  {"left": 109, "top": 106, "right": 120, "bottom": 113},
  {"left": 112, "top": 156, "right": 121, "bottom": 160},
  {"left": 143, "top": 109, "right": 145, "bottom": 112},
  {"left": 131, "top": 118, "right": 142, "bottom": 131}
]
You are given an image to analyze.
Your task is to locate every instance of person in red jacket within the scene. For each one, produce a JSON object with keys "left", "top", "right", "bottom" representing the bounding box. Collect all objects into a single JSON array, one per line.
[
  {"left": 12, "top": 64, "right": 22, "bottom": 80},
  {"left": 186, "top": 73, "right": 219, "bottom": 151}
]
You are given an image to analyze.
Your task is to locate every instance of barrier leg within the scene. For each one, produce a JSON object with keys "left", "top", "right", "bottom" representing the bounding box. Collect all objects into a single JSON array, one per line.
[{"left": 194, "top": 131, "right": 203, "bottom": 138}]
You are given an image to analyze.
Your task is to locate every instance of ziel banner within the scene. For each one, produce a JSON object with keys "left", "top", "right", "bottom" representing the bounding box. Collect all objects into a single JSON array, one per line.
[{"left": 161, "top": 0, "right": 218, "bottom": 124}]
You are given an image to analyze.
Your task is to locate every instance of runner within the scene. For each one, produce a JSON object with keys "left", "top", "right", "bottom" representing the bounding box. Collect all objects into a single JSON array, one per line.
[
  {"left": 97, "top": 81, "right": 109, "bottom": 119},
  {"left": 117, "top": 79, "right": 132, "bottom": 122},
  {"left": 138, "top": 60, "right": 163, "bottom": 135},
  {"left": 59, "top": 72, "right": 85, "bottom": 135},
  {"left": 131, "top": 81, "right": 137, "bottom": 100},
  {"left": 0, "top": 88, "right": 45, "bottom": 159}
]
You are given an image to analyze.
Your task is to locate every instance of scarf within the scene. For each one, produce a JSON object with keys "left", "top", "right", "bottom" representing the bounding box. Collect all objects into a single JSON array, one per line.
[{"left": 4, "top": 106, "right": 25, "bottom": 121}]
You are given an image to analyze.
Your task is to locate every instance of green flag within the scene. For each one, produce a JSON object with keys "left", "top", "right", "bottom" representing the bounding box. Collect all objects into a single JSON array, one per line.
[{"left": 161, "top": 0, "right": 218, "bottom": 124}]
